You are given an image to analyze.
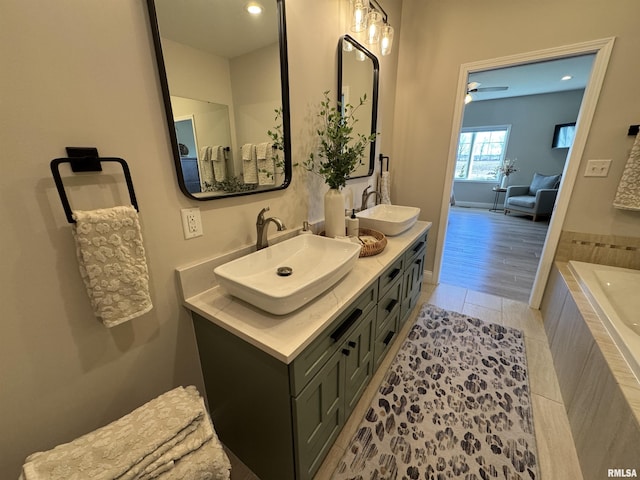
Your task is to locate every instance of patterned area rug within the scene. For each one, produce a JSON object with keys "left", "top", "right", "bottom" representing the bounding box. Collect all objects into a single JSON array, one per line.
[{"left": 332, "top": 304, "right": 539, "bottom": 480}]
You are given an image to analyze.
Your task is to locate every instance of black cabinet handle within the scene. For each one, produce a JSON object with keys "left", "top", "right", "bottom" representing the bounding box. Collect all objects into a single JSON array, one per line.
[
  {"left": 385, "top": 299, "right": 398, "bottom": 313},
  {"left": 383, "top": 331, "right": 395, "bottom": 345},
  {"left": 412, "top": 241, "right": 425, "bottom": 253},
  {"left": 348, "top": 341, "right": 357, "bottom": 348},
  {"left": 415, "top": 258, "right": 422, "bottom": 267},
  {"left": 331, "top": 308, "right": 363, "bottom": 342},
  {"left": 342, "top": 348, "right": 351, "bottom": 356},
  {"left": 388, "top": 268, "right": 401, "bottom": 281}
]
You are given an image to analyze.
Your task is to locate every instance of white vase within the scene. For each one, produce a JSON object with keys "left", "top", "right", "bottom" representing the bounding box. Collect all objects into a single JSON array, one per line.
[
  {"left": 500, "top": 175, "right": 509, "bottom": 189},
  {"left": 324, "top": 188, "right": 345, "bottom": 238}
]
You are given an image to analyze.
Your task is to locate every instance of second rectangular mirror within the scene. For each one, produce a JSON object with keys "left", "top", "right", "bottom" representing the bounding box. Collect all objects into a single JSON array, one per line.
[{"left": 338, "top": 35, "right": 379, "bottom": 179}]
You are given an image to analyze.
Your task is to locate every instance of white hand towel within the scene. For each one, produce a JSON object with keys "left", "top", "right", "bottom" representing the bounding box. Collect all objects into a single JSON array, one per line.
[
  {"left": 198, "top": 146, "right": 214, "bottom": 190},
  {"left": 71, "top": 206, "right": 152, "bottom": 327},
  {"left": 211, "top": 145, "right": 226, "bottom": 182},
  {"left": 613, "top": 132, "right": 640, "bottom": 211},
  {"left": 379, "top": 171, "right": 391, "bottom": 204},
  {"left": 242, "top": 143, "right": 258, "bottom": 184},
  {"left": 257, "top": 142, "right": 275, "bottom": 185}
]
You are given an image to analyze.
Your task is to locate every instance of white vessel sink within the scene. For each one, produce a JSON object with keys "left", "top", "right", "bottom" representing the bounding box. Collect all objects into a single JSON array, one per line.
[
  {"left": 356, "top": 204, "right": 420, "bottom": 236},
  {"left": 214, "top": 235, "right": 361, "bottom": 315}
]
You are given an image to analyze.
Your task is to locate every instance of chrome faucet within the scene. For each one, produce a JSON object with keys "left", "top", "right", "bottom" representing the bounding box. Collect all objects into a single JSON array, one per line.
[
  {"left": 361, "top": 186, "right": 381, "bottom": 211},
  {"left": 256, "top": 207, "right": 286, "bottom": 250}
]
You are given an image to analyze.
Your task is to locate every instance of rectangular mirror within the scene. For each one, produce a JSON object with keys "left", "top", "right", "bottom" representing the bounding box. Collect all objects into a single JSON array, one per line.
[
  {"left": 338, "top": 35, "right": 379, "bottom": 178},
  {"left": 147, "top": 0, "right": 291, "bottom": 199}
]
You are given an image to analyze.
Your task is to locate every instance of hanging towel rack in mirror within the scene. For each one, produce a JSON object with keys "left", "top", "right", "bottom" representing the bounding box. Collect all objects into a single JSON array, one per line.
[{"left": 50, "top": 147, "right": 139, "bottom": 223}]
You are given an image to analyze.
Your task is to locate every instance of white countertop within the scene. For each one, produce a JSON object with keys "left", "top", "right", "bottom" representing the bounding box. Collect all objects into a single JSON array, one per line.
[{"left": 178, "top": 221, "right": 431, "bottom": 364}]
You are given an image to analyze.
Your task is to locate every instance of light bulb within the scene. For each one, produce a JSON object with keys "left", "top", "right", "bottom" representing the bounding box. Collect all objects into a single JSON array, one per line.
[
  {"left": 380, "top": 24, "right": 394, "bottom": 56},
  {"left": 246, "top": 2, "right": 263, "bottom": 15},
  {"left": 351, "top": 0, "right": 368, "bottom": 33},
  {"left": 464, "top": 93, "right": 473, "bottom": 104},
  {"left": 365, "top": 11, "right": 382, "bottom": 44}
]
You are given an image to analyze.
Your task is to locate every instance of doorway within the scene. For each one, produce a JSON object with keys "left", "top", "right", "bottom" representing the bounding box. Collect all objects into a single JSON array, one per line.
[{"left": 432, "top": 38, "right": 615, "bottom": 308}]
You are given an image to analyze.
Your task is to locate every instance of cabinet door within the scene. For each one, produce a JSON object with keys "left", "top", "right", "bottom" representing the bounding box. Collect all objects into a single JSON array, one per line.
[
  {"left": 293, "top": 350, "right": 344, "bottom": 480},
  {"left": 343, "top": 307, "right": 376, "bottom": 418},
  {"left": 401, "top": 247, "right": 426, "bottom": 326}
]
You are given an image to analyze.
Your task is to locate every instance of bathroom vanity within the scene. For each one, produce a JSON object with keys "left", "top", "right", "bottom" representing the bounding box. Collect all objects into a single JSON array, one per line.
[{"left": 178, "top": 222, "right": 431, "bottom": 480}]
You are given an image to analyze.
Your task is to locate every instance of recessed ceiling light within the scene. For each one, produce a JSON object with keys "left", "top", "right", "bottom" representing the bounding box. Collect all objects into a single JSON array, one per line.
[
  {"left": 561, "top": 75, "right": 573, "bottom": 81},
  {"left": 246, "top": 2, "right": 263, "bottom": 15}
]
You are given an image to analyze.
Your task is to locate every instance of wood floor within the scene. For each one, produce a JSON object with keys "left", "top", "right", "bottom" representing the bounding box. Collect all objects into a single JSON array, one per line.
[{"left": 440, "top": 206, "right": 550, "bottom": 302}]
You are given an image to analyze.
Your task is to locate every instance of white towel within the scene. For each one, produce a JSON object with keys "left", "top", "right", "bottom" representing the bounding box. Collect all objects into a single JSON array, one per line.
[
  {"left": 379, "top": 171, "right": 391, "bottom": 204},
  {"left": 242, "top": 143, "right": 257, "bottom": 184},
  {"left": 21, "top": 386, "right": 231, "bottom": 480},
  {"left": 613, "top": 132, "right": 640, "bottom": 211},
  {"left": 72, "top": 206, "right": 152, "bottom": 327},
  {"left": 198, "top": 146, "right": 214, "bottom": 190},
  {"left": 257, "top": 142, "right": 275, "bottom": 185},
  {"left": 211, "top": 145, "right": 226, "bottom": 182}
]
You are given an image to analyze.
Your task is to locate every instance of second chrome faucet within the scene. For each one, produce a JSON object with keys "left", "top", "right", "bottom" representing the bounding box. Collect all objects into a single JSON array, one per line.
[{"left": 256, "top": 207, "right": 286, "bottom": 250}]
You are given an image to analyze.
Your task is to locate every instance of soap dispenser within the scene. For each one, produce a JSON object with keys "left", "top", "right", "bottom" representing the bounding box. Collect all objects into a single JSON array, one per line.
[{"left": 346, "top": 209, "right": 359, "bottom": 237}]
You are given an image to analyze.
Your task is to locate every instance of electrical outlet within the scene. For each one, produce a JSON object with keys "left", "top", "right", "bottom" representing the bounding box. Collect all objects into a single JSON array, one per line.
[
  {"left": 181, "top": 208, "right": 203, "bottom": 239},
  {"left": 584, "top": 159, "right": 612, "bottom": 177}
]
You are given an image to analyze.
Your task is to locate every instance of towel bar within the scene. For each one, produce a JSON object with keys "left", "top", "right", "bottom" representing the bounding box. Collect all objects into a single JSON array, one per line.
[{"left": 50, "top": 147, "right": 139, "bottom": 223}]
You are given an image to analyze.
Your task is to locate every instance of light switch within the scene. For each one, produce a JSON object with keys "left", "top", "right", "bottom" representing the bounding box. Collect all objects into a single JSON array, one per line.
[{"left": 584, "top": 159, "right": 612, "bottom": 177}]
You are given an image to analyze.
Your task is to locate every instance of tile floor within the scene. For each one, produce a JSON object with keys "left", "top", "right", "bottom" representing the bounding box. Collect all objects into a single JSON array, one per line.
[{"left": 312, "top": 283, "right": 584, "bottom": 480}]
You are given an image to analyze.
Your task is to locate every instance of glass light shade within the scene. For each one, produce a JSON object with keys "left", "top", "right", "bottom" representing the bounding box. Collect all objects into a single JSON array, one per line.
[
  {"left": 464, "top": 93, "right": 473, "bottom": 104},
  {"left": 380, "top": 24, "right": 394, "bottom": 56},
  {"left": 351, "top": 0, "right": 368, "bottom": 33},
  {"left": 365, "top": 11, "right": 382, "bottom": 44},
  {"left": 343, "top": 39, "right": 354, "bottom": 52},
  {"left": 355, "top": 50, "right": 366, "bottom": 62}
]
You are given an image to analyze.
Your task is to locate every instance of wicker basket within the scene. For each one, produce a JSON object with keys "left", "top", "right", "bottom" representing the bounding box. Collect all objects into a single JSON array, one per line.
[{"left": 357, "top": 228, "right": 387, "bottom": 257}]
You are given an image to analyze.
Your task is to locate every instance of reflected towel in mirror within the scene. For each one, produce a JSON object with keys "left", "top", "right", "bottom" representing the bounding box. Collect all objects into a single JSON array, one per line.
[
  {"left": 257, "top": 142, "right": 275, "bottom": 185},
  {"left": 242, "top": 143, "right": 257, "bottom": 184},
  {"left": 212, "top": 145, "right": 226, "bottom": 182},
  {"left": 199, "top": 146, "right": 214, "bottom": 190}
]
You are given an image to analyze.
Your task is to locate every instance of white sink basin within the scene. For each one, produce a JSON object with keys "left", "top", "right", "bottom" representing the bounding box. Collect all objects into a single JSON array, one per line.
[
  {"left": 356, "top": 204, "right": 420, "bottom": 236},
  {"left": 214, "top": 235, "right": 361, "bottom": 315}
]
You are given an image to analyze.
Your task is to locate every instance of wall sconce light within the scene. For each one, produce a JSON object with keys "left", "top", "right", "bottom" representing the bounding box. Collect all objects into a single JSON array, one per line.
[
  {"left": 350, "top": 0, "right": 394, "bottom": 56},
  {"left": 351, "top": 0, "right": 369, "bottom": 33}
]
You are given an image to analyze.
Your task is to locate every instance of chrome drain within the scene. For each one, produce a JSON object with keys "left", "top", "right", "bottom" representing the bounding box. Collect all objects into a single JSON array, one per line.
[{"left": 276, "top": 266, "right": 293, "bottom": 277}]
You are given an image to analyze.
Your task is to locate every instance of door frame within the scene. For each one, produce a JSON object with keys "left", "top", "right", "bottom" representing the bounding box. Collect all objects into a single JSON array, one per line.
[{"left": 432, "top": 37, "right": 615, "bottom": 308}]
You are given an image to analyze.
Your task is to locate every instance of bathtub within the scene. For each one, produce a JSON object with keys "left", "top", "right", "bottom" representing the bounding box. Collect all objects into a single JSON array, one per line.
[{"left": 569, "top": 261, "right": 640, "bottom": 382}]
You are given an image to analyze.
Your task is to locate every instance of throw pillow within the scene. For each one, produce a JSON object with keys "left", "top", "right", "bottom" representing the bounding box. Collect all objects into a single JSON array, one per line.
[{"left": 529, "top": 173, "right": 561, "bottom": 195}]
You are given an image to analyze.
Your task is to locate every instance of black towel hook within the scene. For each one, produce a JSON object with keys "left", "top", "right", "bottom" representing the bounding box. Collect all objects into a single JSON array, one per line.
[{"left": 50, "top": 147, "right": 139, "bottom": 224}]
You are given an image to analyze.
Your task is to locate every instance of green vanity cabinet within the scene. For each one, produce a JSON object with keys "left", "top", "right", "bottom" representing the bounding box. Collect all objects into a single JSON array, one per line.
[{"left": 190, "top": 227, "right": 430, "bottom": 480}]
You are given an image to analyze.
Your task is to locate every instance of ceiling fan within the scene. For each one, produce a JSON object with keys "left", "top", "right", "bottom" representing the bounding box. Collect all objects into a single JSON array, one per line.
[
  {"left": 467, "top": 81, "right": 509, "bottom": 93},
  {"left": 465, "top": 82, "right": 509, "bottom": 104}
]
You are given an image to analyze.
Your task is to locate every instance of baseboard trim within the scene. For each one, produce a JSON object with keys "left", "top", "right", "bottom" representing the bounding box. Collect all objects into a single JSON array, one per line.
[
  {"left": 452, "top": 201, "right": 494, "bottom": 209},
  {"left": 423, "top": 270, "right": 434, "bottom": 285}
]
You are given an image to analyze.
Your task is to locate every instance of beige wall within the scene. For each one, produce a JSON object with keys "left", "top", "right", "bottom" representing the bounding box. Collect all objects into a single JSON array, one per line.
[
  {"left": 0, "top": 0, "right": 401, "bottom": 476},
  {"left": 393, "top": 0, "right": 640, "bottom": 272}
]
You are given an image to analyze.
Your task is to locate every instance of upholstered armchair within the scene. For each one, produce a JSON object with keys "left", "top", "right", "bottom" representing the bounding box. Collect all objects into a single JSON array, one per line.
[{"left": 504, "top": 173, "right": 561, "bottom": 221}]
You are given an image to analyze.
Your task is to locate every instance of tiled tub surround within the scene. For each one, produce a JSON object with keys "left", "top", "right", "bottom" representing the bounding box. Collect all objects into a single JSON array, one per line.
[
  {"left": 541, "top": 262, "right": 640, "bottom": 479},
  {"left": 555, "top": 230, "right": 640, "bottom": 269},
  {"left": 176, "top": 222, "right": 431, "bottom": 480}
]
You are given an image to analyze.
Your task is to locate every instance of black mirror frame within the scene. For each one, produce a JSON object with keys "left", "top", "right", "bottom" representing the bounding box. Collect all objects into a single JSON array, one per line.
[
  {"left": 146, "top": 0, "right": 292, "bottom": 200},
  {"left": 338, "top": 34, "right": 379, "bottom": 179}
]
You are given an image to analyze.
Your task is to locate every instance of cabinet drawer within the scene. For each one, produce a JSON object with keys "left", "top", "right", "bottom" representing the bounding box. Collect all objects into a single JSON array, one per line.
[
  {"left": 376, "top": 277, "right": 402, "bottom": 332},
  {"left": 404, "top": 232, "right": 428, "bottom": 267},
  {"left": 289, "top": 282, "right": 377, "bottom": 396},
  {"left": 378, "top": 256, "right": 404, "bottom": 299},
  {"left": 373, "top": 306, "right": 400, "bottom": 370}
]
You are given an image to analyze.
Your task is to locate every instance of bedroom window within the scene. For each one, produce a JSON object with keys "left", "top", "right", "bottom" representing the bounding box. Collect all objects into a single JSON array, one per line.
[{"left": 455, "top": 126, "right": 510, "bottom": 181}]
